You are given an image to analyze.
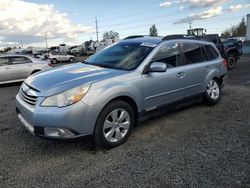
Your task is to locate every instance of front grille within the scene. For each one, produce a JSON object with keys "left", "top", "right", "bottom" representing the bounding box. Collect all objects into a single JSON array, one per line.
[{"left": 19, "top": 84, "right": 39, "bottom": 105}]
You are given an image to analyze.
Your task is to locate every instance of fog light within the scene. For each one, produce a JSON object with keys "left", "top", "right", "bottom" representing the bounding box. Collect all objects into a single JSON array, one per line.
[{"left": 44, "top": 128, "right": 75, "bottom": 138}]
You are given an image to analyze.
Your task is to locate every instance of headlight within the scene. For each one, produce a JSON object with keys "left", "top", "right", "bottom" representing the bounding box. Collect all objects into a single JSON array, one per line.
[{"left": 41, "top": 84, "right": 91, "bottom": 107}]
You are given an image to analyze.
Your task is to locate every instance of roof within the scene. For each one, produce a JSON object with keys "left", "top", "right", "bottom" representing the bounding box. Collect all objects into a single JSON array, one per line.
[{"left": 0, "top": 54, "right": 30, "bottom": 58}]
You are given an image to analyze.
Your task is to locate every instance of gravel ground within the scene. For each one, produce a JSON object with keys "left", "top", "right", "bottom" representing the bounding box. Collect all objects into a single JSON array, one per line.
[{"left": 0, "top": 55, "right": 250, "bottom": 188}]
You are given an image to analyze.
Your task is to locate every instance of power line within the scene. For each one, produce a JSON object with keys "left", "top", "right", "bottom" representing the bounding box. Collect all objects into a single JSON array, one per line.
[
  {"left": 98, "top": 1, "right": 227, "bottom": 29},
  {"left": 97, "top": 15, "right": 243, "bottom": 36},
  {"left": 95, "top": 0, "right": 162, "bottom": 18}
]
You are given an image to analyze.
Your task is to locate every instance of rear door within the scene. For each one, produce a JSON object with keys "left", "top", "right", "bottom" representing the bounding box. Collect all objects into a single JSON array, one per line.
[
  {"left": 0, "top": 57, "right": 13, "bottom": 83},
  {"left": 178, "top": 42, "right": 208, "bottom": 96},
  {"left": 59, "top": 53, "right": 68, "bottom": 61},
  {"left": 9, "top": 56, "right": 33, "bottom": 80}
]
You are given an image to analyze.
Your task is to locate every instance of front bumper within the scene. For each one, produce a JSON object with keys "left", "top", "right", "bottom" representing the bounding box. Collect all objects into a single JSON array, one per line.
[{"left": 15, "top": 93, "right": 97, "bottom": 139}]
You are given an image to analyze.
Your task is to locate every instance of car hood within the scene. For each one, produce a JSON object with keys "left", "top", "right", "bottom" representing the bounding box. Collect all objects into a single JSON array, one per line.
[{"left": 25, "top": 63, "right": 127, "bottom": 96}]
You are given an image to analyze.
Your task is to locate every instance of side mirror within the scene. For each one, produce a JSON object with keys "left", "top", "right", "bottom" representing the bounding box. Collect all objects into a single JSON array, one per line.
[{"left": 149, "top": 62, "right": 167, "bottom": 72}]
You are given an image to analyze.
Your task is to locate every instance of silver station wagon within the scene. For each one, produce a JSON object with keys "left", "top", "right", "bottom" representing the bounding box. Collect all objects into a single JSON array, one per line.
[
  {"left": 16, "top": 36, "right": 227, "bottom": 148},
  {"left": 0, "top": 55, "right": 51, "bottom": 84}
]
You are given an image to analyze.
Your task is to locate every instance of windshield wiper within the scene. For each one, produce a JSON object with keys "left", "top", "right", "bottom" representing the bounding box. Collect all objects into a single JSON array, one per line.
[{"left": 85, "top": 63, "right": 114, "bottom": 69}]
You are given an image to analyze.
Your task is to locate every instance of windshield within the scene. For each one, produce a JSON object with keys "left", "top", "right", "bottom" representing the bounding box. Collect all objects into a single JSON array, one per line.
[{"left": 85, "top": 42, "right": 154, "bottom": 70}]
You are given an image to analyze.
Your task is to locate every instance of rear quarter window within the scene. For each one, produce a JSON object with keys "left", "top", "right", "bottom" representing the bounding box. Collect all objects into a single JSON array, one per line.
[
  {"left": 182, "top": 43, "right": 204, "bottom": 65},
  {"left": 204, "top": 45, "right": 219, "bottom": 61}
]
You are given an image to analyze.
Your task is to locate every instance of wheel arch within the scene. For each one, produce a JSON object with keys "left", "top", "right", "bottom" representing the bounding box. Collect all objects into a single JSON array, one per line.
[
  {"left": 226, "top": 48, "right": 238, "bottom": 57},
  {"left": 106, "top": 96, "right": 139, "bottom": 120},
  {"left": 30, "top": 69, "right": 41, "bottom": 75},
  {"left": 203, "top": 69, "right": 223, "bottom": 90}
]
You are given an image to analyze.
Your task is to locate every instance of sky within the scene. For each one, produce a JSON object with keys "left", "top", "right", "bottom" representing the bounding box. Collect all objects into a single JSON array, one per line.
[{"left": 0, "top": 0, "right": 249, "bottom": 48}]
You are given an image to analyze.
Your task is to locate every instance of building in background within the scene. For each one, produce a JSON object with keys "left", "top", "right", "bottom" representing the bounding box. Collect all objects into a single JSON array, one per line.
[{"left": 246, "top": 14, "right": 250, "bottom": 41}]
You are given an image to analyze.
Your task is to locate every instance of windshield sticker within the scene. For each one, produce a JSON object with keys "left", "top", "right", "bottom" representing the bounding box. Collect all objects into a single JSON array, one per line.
[{"left": 140, "top": 42, "right": 157, "bottom": 48}]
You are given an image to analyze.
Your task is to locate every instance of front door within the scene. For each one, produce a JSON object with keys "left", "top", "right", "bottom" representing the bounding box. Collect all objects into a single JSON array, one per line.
[{"left": 142, "top": 42, "right": 188, "bottom": 110}]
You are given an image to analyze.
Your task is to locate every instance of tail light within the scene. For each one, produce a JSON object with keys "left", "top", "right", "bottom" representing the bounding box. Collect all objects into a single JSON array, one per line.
[
  {"left": 223, "top": 59, "right": 227, "bottom": 67},
  {"left": 48, "top": 63, "right": 52, "bottom": 67}
]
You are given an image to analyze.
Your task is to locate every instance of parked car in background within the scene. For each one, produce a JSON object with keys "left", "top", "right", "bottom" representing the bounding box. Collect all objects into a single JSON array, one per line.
[
  {"left": 16, "top": 36, "right": 227, "bottom": 148},
  {"left": 48, "top": 53, "right": 75, "bottom": 64},
  {"left": 199, "top": 34, "right": 242, "bottom": 70},
  {"left": 69, "top": 46, "right": 82, "bottom": 55},
  {"left": 0, "top": 55, "right": 52, "bottom": 84}
]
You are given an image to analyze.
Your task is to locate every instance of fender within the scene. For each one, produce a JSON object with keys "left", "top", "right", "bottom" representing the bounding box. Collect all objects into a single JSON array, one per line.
[
  {"left": 82, "top": 77, "right": 143, "bottom": 119},
  {"left": 202, "top": 68, "right": 221, "bottom": 91},
  {"left": 224, "top": 46, "right": 239, "bottom": 56}
]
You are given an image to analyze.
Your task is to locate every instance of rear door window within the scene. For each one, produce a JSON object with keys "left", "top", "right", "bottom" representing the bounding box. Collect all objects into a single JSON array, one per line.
[
  {"left": 182, "top": 43, "right": 204, "bottom": 65},
  {"left": 203, "top": 45, "right": 219, "bottom": 61},
  {"left": 9, "top": 57, "right": 32, "bottom": 65},
  {"left": 0, "top": 57, "right": 10, "bottom": 66}
]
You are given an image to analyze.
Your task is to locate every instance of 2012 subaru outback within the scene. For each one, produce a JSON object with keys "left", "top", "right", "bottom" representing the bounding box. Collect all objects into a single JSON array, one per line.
[{"left": 16, "top": 36, "right": 227, "bottom": 148}]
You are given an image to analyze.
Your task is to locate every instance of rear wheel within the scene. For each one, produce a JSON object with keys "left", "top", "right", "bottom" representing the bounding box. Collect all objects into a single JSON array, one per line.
[
  {"left": 227, "top": 54, "right": 237, "bottom": 70},
  {"left": 69, "top": 57, "right": 74, "bottom": 63},
  {"left": 204, "top": 79, "right": 221, "bottom": 105},
  {"left": 94, "top": 100, "right": 135, "bottom": 149},
  {"left": 51, "top": 58, "right": 57, "bottom": 64}
]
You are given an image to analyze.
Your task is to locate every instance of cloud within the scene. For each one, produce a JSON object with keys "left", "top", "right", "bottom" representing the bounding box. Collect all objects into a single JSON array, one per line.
[
  {"left": 160, "top": 1, "right": 172, "bottom": 8},
  {"left": 174, "top": 6, "right": 222, "bottom": 24},
  {"left": 228, "top": 4, "right": 250, "bottom": 12},
  {"left": 160, "top": 0, "right": 229, "bottom": 9},
  {"left": 0, "top": 0, "right": 94, "bottom": 46},
  {"left": 179, "top": 0, "right": 229, "bottom": 8},
  {"left": 179, "top": 6, "right": 184, "bottom": 10}
]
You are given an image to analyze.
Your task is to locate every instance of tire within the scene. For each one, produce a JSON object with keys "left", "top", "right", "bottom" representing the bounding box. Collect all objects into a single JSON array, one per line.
[
  {"left": 69, "top": 57, "right": 74, "bottom": 63},
  {"left": 51, "top": 58, "right": 57, "bottom": 64},
  {"left": 94, "top": 100, "right": 135, "bottom": 149},
  {"left": 227, "top": 54, "right": 237, "bottom": 70},
  {"left": 204, "top": 79, "right": 221, "bottom": 105}
]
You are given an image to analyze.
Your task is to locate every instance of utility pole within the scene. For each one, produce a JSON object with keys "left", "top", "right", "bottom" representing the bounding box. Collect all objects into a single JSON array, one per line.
[
  {"left": 45, "top": 33, "right": 48, "bottom": 49},
  {"left": 95, "top": 16, "right": 99, "bottom": 41},
  {"left": 189, "top": 22, "right": 192, "bottom": 29}
]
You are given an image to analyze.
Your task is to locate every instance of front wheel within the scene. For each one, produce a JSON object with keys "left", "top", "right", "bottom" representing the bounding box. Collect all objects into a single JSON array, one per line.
[
  {"left": 94, "top": 100, "right": 135, "bottom": 149},
  {"left": 204, "top": 79, "right": 221, "bottom": 105}
]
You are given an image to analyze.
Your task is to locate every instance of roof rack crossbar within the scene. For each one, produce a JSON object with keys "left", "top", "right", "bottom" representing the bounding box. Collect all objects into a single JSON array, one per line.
[{"left": 162, "top": 34, "right": 201, "bottom": 41}]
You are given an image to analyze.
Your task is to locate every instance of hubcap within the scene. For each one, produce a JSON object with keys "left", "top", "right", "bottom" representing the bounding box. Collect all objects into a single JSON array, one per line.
[
  {"left": 207, "top": 80, "right": 220, "bottom": 100},
  {"left": 103, "top": 108, "right": 130, "bottom": 143},
  {"left": 228, "top": 57, "right": 235, "bottom": 67}
]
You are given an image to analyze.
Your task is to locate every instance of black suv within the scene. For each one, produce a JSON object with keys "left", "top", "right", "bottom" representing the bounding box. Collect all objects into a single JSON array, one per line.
[{"left": 199, "top": 34, "right": 242, "bottom": 70}]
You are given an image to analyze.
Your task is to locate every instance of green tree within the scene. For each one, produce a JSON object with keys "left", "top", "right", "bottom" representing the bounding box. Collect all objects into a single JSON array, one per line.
[
  {"left": 149, "top": 24, "right": 158, "bottom": 36},
  {"left": 221, "top": 18, "right": 246, "bottom": 37},
  {"left": 103, "top": 31, "right": 119, "bottom": 39}
]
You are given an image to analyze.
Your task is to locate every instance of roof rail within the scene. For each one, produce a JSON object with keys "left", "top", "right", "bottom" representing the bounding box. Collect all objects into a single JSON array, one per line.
[
  {"left": 162, "top": 34, "right": 200, "bottom": 41},
  {"left": 123, "top": 35, "right": 149, "bottom": 40}
]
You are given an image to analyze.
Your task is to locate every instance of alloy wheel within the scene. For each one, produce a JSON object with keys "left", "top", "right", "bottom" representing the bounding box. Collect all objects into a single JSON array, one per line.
[
  {"left": 207, "top": 80, "right": 220, "bottom": 100},
  {"left": 103, "top": 108, "right": 130, "bottom": 143}
]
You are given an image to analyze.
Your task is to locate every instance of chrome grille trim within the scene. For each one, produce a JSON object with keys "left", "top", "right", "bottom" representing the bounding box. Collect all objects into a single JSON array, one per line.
[{"left": 19, "top": 84, "right": 39, "bottom": 105}]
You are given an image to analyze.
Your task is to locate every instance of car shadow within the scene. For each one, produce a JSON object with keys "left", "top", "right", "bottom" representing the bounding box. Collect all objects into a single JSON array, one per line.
[
  {"left": 0, "top": 82, "right": 22, "bottom": 88},
  {"left": 20, "top": 97, "right": 206, "bottom": 154}
]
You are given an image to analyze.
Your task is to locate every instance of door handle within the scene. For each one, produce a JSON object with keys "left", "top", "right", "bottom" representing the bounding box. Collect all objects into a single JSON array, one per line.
[
  {"left": 205, "top": 65, "right": 210, "bottom": 71},
  {"left": 176, "top": 72, "right": 185, "bottom": 78}
]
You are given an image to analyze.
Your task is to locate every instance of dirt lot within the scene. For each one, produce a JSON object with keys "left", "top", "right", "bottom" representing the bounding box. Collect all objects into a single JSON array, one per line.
[{"left": 0, "top": 55, "right": 250, "bottom": 188}]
